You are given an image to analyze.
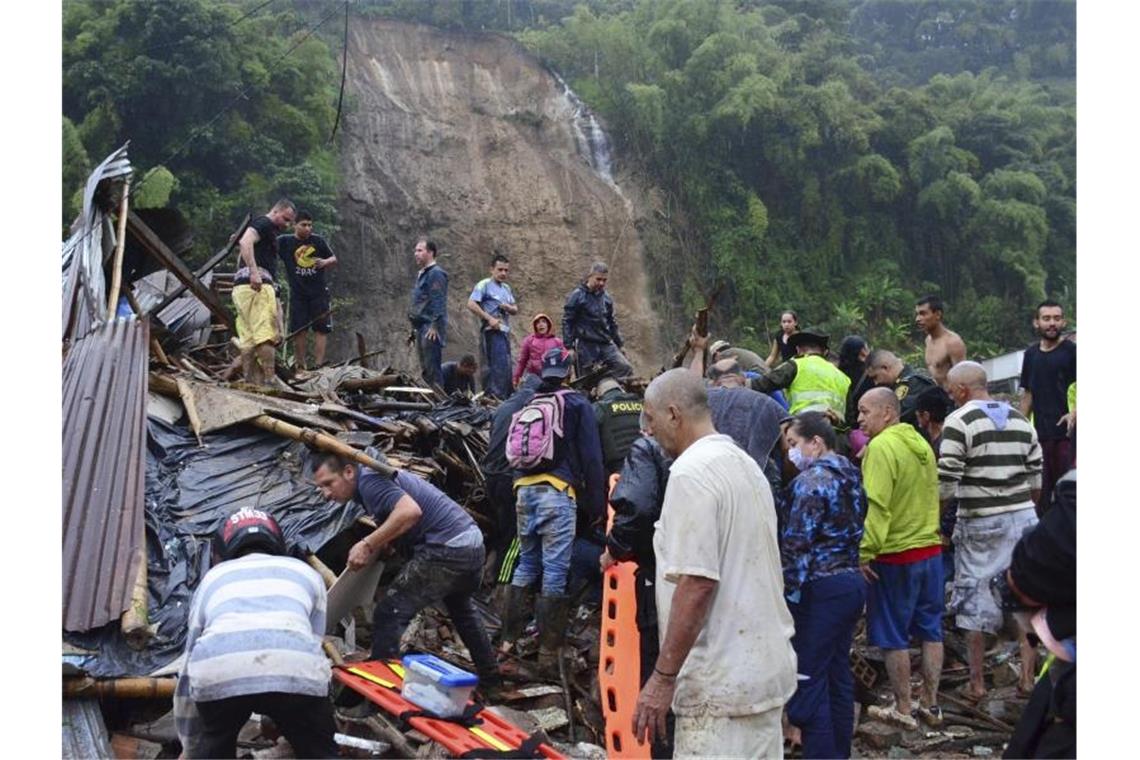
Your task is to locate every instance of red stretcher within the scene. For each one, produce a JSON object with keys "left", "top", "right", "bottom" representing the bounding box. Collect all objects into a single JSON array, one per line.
[{"left": 333, "top": 659, "right": 566, "bottom": 758}]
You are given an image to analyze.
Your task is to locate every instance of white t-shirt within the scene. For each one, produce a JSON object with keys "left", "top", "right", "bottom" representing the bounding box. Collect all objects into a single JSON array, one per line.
[{"left": 654, "top": 433, "right": 797, "bottom": 716}]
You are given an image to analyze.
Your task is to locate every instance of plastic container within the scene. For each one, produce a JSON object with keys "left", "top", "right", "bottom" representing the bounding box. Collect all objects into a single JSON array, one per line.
[{"left": 400, "top": 654, "right": 479, "bottom": 718}]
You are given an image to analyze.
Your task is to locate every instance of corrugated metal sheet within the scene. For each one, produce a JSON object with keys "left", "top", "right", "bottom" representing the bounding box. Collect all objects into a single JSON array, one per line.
[
  {"left": 134, "top": 269, "right": 214, "bottom": 347},
  {"left": 62, "top": 143, "right": 132, "bottom": 343},
  {"left": 62, "top": 318, "right": 150, "bottom": 632},
  {"left": 62, "top": 698, "right": 114, "bottom": 759}
]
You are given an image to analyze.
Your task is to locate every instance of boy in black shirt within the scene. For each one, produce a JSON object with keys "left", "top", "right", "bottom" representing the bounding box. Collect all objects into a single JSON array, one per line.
[
  {"left": 277, "top": 211, "right": 337, "bottom": 370},
  {"left": 1019, "top": 300, "right": 1076, "bottom": 514}
]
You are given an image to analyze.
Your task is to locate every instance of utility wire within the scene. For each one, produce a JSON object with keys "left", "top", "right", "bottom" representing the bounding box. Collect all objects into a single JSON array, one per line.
[
  {"left": 66, "top": 1, "right": 345, "bottom": 256},
  {"left": 329, "top": 1, "right": 350, "bottom": 144},
  {"left": 147, "top": 0, "right": 344, "bottom": 182},
  {"left": 137, "top": 0, "right": 280, "bottom": 56}
]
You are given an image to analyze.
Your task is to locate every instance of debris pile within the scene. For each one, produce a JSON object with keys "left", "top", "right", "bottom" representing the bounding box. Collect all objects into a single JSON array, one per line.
[{"left": 61, "top": 147, "right": 611, "bottom": 758}]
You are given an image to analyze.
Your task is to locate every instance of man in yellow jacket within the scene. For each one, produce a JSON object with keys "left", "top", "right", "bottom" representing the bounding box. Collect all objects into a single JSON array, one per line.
[{"left": 857, "top": 387, "right": 944, "bottom": 731}]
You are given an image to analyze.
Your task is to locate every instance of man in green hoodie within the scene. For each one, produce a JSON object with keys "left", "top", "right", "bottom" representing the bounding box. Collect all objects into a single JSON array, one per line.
[{"left": 857, "top": 387, "right": 944, "bottom": 730}]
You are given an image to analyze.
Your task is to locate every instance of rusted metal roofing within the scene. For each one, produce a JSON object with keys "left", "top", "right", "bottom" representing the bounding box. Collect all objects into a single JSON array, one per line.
[
  {"left": 62, "top": 318, "right": 149, "bottom": 632},
  {"left": 61, "top": 698, "right": 113, "bottom": 759},
  {"left": 62, "top": 143, "right": 132, "bottom": 344}
]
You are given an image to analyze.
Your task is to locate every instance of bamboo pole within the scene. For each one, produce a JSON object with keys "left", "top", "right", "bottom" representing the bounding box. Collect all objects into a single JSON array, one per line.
[
  {"left": 105, "top": 177, "right": 131, "bottom": 321},
  {"left": 63, "top": 677, "right": 175, "bottom": 700},
  {"left": 120, "top": 546, "right": 153, "bottom": 650},
  {"left": 150, "top": 373, "right": 398, "bottom": 477},
  {"left": 174, "top": 375, "right": 204, "bottom": 446},
  {"left": 306, "top": 554, "right": 338, "bottom": 589},
  {"left": 364, "top": 715, "right": 417, "bottom": 758},
  {"left": 322, "top": 638, "right": 345, "bottom": 666},
  {"left": 248, "top": 415, "right": 397, "bottom": 478},
  {"left": 336, "top": 373, "right": 402, "bottom": 392},
  {"left": 124, "top": 288, "right": 172, "bottom": 366}
]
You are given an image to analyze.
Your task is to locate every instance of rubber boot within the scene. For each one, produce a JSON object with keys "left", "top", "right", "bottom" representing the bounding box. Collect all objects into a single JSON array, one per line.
[
  {"left": 499, "top": 585, "right": 534, "bottom": 646},
  {"left": 536, "top": 594, "right": 572, "bottom": 677}
]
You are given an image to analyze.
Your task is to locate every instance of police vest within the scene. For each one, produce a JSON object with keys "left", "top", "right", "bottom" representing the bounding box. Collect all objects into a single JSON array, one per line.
[
  {"left": 787, "top": 355, "right": 851, "bottom": 417},
  {"left": 597, "top": 392, "right": 644, "bottom": 471}
]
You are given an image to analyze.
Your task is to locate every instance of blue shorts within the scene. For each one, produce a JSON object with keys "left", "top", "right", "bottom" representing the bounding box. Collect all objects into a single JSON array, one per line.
[{"left": 866, "top": 554, "right": 944, "bottom": 649}]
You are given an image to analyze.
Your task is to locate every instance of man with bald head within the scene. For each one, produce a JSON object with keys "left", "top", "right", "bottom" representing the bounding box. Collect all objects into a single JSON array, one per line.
[
  {"left": 632, "top": 369, "right": 796, "bottom": 757},
  {"left": 857, "top": 387, "right": 944, "bottom": 730},
  {"left": 866, "top": 349, "right": 936, "bottom": 430},
  {"left": 940, "top": 361, "right": 1042, "bottom": 700}
]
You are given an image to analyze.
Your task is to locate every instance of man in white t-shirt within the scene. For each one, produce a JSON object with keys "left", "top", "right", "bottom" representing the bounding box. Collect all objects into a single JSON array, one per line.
[{"left": 632, "top": 368, "right": 797, "bottom": 758}]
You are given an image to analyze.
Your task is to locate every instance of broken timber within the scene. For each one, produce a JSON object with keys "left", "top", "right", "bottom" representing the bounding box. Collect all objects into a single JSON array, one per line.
[{"left": 126, "top": 211, "right": 234, "bottom": 331}]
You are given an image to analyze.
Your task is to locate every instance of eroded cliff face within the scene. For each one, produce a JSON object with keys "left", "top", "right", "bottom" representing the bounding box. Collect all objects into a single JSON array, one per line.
[{"left": 329, "top": 19, "right": 661, "bottom": 375}]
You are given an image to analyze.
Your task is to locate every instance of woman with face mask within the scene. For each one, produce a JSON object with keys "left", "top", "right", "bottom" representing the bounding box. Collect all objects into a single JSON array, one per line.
[{"left": 779, "top": 412, "right": 867, "bottom": 759}]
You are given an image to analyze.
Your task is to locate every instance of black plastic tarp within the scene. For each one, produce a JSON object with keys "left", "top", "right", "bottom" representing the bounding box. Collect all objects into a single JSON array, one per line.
[{"left": 64, "top": 418, "right": 363, "bottom": 677}]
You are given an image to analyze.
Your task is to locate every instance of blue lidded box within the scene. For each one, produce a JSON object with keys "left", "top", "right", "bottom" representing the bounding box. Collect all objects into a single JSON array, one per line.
[{"left": 400, "top": 654, "right": 479, "bottom": 718}]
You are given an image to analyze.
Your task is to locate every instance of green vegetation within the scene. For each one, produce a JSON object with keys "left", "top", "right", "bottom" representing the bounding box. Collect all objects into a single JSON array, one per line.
[
  {"left": 62, "top": 0, "right": 344, "bottom": 260},
  {"left": 513, "top": 0, "right": 1076, "bottom": 358},
  {"left": 63, "top": 0, "right": 1075, "bottom": 359}
]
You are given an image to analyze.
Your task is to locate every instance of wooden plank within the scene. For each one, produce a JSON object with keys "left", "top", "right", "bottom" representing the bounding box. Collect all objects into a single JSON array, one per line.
[
  {"left": 127, "top": 211, "right": 234, "bottom": 331},
  {"left": 146, "top": 214, "right": 251, "bottom": 318}
]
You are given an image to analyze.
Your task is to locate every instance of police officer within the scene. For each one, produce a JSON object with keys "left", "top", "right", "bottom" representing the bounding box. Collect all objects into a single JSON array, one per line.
[
  {"left": 752, "top": 327, "right": 851, "bottom": 421},
  {"left": 592, "top": 377, "right": 645, "bottom": 476},
  {"left": 865, "top": 349, "right": 937, "bottom": 430}
]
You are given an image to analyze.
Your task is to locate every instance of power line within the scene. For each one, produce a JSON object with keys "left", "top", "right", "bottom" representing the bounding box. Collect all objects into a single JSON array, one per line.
[
  {"left": 66, "top": 1, "right": 346, "bottom": 257},
  {"left": 329, "top": 1, "right": 350, "bottom": 144},
  {"left": 137, "top": 0, "right": 280, "bottom": 56},
  {"left": 146, "top": 0, "right": 344, "bottom": 181}
]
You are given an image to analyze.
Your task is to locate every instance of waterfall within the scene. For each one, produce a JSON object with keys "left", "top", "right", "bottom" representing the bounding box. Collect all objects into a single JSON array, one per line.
[{"left": 552, "top": 71, "right": 616, "bottom": 184}]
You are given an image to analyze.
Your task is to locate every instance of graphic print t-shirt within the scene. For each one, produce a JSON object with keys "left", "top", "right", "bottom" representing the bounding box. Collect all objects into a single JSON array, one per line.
[{"left": 277, "top": 233, "right": 335, "bottom": 296}]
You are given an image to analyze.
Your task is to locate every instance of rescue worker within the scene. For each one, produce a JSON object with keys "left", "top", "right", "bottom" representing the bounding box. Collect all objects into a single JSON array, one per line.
[
  {"left": 174, "top": 508, "right": 337, "bottom": 758},
  {"left": 708, "top": 339, "right": 767, "bottom": 375},
  {"left": 561, "top": 262, "right": 633, "bottom": 379},
  {"left": 865, "top": 349, "right": 936, "bottom": 429},
  {"left": 752, "top": 327, "right": 851, "bottom": 421},
  {"left": 592, "top": 377, "right": 644, "bottom": 476}
]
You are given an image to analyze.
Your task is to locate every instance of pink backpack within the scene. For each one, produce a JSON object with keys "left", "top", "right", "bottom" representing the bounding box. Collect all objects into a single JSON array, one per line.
[{"left": 506, "top": 390, "right": 571, "bottom": 471}]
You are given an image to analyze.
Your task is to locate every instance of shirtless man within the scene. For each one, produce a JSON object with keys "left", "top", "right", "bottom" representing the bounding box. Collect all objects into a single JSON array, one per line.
[{"left": 915, "top": 295, "right": 966, "bottom": 388}]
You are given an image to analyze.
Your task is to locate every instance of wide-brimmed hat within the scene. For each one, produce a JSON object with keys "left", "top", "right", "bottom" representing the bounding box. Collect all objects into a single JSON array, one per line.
[
  {"left": 787, "top": 328, "right": 829, "bottom": 351},
  {"left": 708, "top": 339, "right": 731, "bottom": 356}
]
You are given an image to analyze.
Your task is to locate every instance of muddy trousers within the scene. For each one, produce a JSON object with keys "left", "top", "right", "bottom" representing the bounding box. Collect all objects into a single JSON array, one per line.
[
  {"left": 674, "top": 707, "right": 783, "bottom": 759},
  {"left": 192, "top": 692, "right": 338, "bottom": 759},
  {"left": 786, "top": 571, "right": 866, "bottom": 759},
  {"left": 371, "top": 544, "right": 498, "bottom": 679}
]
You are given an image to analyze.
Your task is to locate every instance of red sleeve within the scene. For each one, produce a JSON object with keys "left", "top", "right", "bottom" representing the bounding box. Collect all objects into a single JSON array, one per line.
[{"left": 514, "top": 335, "right": 533, "bottom": 383}]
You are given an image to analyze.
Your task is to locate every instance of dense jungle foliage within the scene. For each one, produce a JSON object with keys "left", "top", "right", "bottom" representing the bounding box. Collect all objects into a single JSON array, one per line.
[
  {"left": 62, "top": 0, "right": 344, "bottom": 255},
  {"left": 63, "top": 0, "right": 1076, "bottom": 358}
]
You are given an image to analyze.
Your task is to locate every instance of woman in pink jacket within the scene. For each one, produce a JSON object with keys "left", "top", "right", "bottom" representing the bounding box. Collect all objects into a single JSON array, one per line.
[{"left": 513, "top": 313, "right": 564, "bottom": 386}]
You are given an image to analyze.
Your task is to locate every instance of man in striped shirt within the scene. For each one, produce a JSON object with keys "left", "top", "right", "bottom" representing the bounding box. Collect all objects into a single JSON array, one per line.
[
  {"left": 939, "top": 362, "right": 1042, "bottom": 701},
  {"left": 175, "top": 508, "right": 336, "bottom": 758}
]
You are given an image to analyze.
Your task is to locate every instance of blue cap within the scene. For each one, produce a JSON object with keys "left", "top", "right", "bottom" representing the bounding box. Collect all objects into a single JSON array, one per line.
[{"left": 541, "top": 347, "right": 571, "bottom": 379}]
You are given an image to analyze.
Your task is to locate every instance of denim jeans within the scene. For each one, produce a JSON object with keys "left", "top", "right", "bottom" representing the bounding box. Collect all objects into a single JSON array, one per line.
[
  {"left": 786, "top": 571, "right": 867, "bottom": 759},
  {"left": 481, "top": 330, "right": 513, "bottom": 399},
  {"left": 416, "top": 325, "right": 443, "bottom": 386},
  {"left": 371, "top": 544, "right": 498, "bottom": 678},
  {"left": 511, "top": 484, "right": 576, "bottom": 596}
]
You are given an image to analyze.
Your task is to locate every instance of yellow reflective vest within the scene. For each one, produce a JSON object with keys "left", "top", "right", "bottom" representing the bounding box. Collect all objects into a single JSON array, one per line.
[{"left": 787, "top": 355, "right": 852, "bottom": 417}]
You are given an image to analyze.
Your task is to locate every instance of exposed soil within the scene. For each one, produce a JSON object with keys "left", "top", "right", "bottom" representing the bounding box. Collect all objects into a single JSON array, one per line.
[{"left": 328, "top": 19, "right": 662, "bottom": 375}]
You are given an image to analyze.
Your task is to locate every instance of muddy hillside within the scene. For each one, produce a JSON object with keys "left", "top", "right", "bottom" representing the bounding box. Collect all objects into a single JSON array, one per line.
[{"left": 329, "top": 18, "right": 662, "bottom": 375}]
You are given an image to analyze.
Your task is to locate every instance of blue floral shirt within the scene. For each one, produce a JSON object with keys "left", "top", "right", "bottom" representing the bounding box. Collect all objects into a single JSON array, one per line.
[{"left": 779, "top": 453, "right": 866, "bottom": 597}]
